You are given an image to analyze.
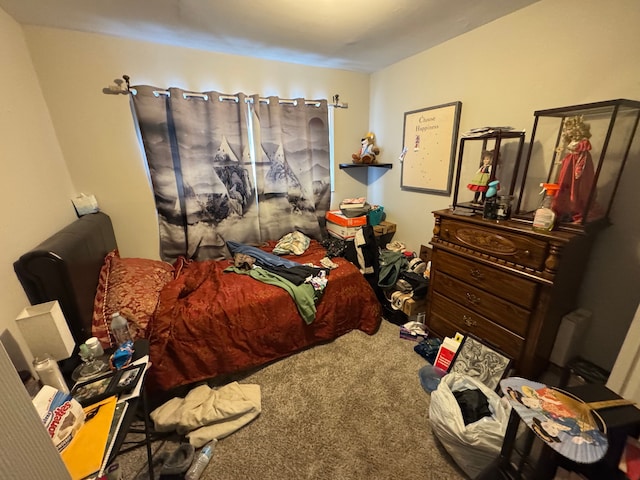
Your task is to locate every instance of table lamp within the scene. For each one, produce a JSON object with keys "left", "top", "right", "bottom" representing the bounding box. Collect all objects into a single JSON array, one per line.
[{"left": 16, "top": 300, "right": 75, "bottom": 393}]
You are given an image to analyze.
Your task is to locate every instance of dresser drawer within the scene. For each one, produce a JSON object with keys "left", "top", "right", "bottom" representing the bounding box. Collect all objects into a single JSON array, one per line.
[
  {"left": 432, "top": 271, "right": 529, "bottom": 336},
  {"left": 436, "top": 250, "right": 538, "bottom": 309},
  {"left": 429, "top": 292, "right": 523, "bottom": 360},
  {"left": 439, "top": 218, "right": 548, "bottom": 271}
]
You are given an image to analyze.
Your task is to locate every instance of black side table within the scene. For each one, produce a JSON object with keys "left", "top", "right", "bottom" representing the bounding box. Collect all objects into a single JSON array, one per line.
[
  {"left": 104, "top": 339, "right": 155, "bottom": 480},
  {"left": 478, "top": 383, "right": 640, "bottom": 479}
]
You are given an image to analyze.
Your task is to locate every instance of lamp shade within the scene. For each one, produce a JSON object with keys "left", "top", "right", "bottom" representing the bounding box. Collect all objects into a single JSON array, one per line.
[{"left": 16, "top": 301, "right": 75, "bottom": 361}]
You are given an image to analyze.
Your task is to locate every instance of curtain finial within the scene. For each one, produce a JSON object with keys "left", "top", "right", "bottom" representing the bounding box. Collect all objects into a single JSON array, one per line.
[
  {"left": 102, "top": 76, "right": 130, "bottom": 95},
  {"left": 331, "top": 94, "right": 348, "bottom": 109}
]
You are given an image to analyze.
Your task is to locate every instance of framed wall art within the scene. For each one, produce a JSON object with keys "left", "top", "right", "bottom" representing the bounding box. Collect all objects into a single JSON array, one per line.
[
  {"left": 400, "top": 101, "right": 462, "bottom": 195},
  {"left": 449, "top": 335, "right": 512, "bottom": 391}
]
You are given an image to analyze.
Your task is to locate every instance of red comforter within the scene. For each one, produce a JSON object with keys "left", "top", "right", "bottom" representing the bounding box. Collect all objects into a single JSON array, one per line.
[{"left": 146, "top": 240, "right": 381, "bottom": 392}]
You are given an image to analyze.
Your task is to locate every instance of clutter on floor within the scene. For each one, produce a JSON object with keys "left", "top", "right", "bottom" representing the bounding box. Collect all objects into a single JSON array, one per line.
[
  {"left": 150, "top": 382, "right": 261, "bottom": 447},
  {"left": 429, "top": 373, "right": 511, "bottom": 478},
  {"left": 414, "top": 337, "right": 442, "bottom": 365},
  {"left": 399, "top": 319, "right": 428, "bottom": 341},
  {"left": 134, "top": 443, "right": 196, "bottom": 480},
  {"left": 406, "top": 317, "right": 634, "bottom": 480},
  {"left": 418, "top": 364, "right": 447, "bottom": 393}
]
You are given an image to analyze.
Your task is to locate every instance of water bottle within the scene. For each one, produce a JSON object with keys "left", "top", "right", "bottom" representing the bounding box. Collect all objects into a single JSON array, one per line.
[
  {"left": 110, "top": 312, "right": 133, "bottom": 346},
  {"left": 185, "top": 439, "right": 217, "bottom": 480}
]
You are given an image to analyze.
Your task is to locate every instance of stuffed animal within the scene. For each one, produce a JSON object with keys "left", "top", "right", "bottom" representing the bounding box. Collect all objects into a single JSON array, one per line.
[{"left": 352, "top": 132, "right": 380, "bottom": 164}]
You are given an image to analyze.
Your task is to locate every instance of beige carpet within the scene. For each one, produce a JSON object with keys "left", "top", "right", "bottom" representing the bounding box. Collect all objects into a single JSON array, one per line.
[{"left": 117, "top": 319, "right": 467, "bottom": 480}]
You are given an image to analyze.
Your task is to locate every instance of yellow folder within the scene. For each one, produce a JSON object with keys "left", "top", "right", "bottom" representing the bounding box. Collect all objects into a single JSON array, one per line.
[{"left": 61, "top": 396, "right": 118, "bottom": 480}]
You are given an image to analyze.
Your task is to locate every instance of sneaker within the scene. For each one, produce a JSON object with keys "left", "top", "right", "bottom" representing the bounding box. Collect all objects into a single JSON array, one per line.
[{"left": 386, "top": 241, "right": 406, "bottom": 252}]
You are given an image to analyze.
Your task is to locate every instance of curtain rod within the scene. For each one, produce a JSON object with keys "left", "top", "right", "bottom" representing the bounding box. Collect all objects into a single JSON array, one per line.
[{"left": 103, "top": 75, "right": 348, "bottom": 108}]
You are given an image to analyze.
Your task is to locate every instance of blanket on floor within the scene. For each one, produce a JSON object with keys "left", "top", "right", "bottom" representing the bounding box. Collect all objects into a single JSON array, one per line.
[{"left": 151, "top": 382, "right": 261, "bottom": 447}]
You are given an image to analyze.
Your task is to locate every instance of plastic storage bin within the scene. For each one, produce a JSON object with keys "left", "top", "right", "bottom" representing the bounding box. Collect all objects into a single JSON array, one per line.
[{"left": 368, "top": 206, "right": 384, "bottom": 226}]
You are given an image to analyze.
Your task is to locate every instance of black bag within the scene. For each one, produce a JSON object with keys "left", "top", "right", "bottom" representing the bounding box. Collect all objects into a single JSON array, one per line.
[{"left": 399, "top": 271, "right": 429, "bottom": 299}]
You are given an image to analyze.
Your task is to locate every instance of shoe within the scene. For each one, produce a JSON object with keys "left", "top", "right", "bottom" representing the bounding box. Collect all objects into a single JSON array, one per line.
[
  {"left": 386, "top": 241, "right": 406, "bottom": 252},
  {"left": 135, "top": 449, "right": 171, "bottom": 480},
  {"left": 159, "top": 443, "right": 196, "bottom": 479}
]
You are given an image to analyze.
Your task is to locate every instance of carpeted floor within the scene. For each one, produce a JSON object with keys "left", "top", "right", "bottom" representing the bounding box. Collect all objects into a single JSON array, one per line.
[{"left": 116, "top": 318, "right": 467, "bottom": 480}]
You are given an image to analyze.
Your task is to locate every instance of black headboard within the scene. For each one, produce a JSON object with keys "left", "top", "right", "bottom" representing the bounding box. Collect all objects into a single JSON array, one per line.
[{"left": 13, "top": 212, "right": 117, "bottom": 345}]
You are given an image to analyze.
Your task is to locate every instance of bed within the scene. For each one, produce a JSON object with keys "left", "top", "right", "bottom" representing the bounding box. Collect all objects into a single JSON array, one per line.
[{"left": 14, "top": 212, "right": 382, "bottom": 394}]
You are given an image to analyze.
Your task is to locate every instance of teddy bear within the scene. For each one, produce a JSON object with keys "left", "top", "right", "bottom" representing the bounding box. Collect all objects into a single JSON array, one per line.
[{"left": 352, "top": 132, "right": 380, "bottom": 164}]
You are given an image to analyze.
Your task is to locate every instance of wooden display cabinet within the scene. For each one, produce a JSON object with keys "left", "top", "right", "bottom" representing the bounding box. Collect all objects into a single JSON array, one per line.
[{"left": 426, "top": 209, "right": 596, "bottom": 379}]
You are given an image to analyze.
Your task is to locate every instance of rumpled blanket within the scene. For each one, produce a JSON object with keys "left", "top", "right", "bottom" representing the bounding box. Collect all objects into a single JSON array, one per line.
[{"left": 150, "top": 382, "right": 261, "bottom": 447}]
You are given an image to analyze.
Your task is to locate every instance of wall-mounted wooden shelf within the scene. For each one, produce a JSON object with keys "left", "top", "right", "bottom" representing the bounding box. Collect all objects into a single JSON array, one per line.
[{"left": 339, "top": 163, "right": 393, "bottom": 169}]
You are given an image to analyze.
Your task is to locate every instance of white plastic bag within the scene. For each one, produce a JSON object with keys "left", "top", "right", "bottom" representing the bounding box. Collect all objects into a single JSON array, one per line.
[{"left": 429, "top": 372, "right": 510, "bottom": 478}]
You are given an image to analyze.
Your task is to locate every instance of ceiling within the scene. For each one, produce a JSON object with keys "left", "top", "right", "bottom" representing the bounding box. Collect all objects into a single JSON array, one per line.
[{"left": 1, "top": 0, "right": 539, "bottom": 73}]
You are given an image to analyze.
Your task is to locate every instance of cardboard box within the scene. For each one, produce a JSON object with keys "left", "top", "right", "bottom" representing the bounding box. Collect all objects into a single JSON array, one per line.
[
  {"left": 326, "top": 221, "right": 362, "bottom": 240},
  {"left": 325, "top": 210, "right": 367, "bottom": 227},
  {"left": 373, "top": 220, "right": 396, "bottom": 236},
  {"left": 402, "top": 296, "right": 427, "bottom": 317}
]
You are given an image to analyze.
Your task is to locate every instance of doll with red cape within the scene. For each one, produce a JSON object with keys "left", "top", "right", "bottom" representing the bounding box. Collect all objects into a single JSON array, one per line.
[{"left": 553, "top": 116, "right": 596, "bottom": 223}]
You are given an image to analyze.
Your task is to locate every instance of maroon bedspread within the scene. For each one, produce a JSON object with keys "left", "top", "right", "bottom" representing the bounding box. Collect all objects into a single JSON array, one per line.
[{"left": 146, "top": 240, "right": 381, "bottom": 392}]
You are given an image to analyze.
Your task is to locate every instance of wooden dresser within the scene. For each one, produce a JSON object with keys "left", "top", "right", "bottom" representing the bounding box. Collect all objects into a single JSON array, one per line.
[{"left": 426, "top": 209, "right": 596, "bottom": 379}]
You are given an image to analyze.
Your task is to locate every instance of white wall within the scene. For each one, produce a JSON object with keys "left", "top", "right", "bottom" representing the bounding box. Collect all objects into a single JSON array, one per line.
[
  {"left": 3, "top": 0, "right": 639, "bottom": 374},
  {"left": 369, "top": 0, "right": 640, "bottom": 370},
  {"left": 21, "top": 27, "right": 372, "bottom": 259},
  {"left": 607, "top": 301, "right": 640, "bottom": 404},
  {"left": 0, "top": 10, "right": 76, "bottom": 478},
  {"left": 0, "top": 8, "right": 77, "bottom": 372}
]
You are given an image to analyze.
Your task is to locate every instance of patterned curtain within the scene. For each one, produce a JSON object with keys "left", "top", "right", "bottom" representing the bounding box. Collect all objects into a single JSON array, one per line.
[{"left": 131, "top": 86, "right": 330, "bottom": 262}]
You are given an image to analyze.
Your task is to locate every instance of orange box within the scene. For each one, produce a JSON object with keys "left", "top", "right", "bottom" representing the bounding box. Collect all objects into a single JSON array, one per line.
[{"left": 325, "top": 210, "right": 367, "bottom": 227}]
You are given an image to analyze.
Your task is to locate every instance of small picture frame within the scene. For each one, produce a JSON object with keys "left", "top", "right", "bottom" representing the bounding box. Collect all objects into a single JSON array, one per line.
[
  {"left": 71, "top": 371, "right": 117, "bottom": 406},
  {"left": 71, "top": 364, "right": 144, "bottom": 406},
  {"left": 113, "top": 364, "right": 143, "bottom": 393},
  {"left": 449, "top": 335, "right": 512, "bottom": 391}
]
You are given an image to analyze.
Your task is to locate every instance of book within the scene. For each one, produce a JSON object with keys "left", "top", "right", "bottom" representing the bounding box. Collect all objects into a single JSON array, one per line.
[
  {"left": 61, "top": 395, "right": 118, "bottom": 480},
  {"left": 98, "top": 401, "right": 129, "bottom": 477},
  {"left": 433, "top": 336, "right": 462, "bottom": 371},
  {"left": 340, "top": 197, "right": 366, "bottom": 208},
  {"left": 461, "top": 126, "right": 524, "bottom": 138}
]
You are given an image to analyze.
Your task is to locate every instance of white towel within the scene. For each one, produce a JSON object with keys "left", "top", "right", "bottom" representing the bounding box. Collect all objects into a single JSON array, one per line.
[{"left": 150, "top": 382, "right": 262, "bottom": 447}]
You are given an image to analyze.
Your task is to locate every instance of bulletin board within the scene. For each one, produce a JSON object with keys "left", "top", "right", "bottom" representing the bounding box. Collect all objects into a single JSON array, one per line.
[{"left": 400, "top": 101, "right": 462, "bottom": 195}]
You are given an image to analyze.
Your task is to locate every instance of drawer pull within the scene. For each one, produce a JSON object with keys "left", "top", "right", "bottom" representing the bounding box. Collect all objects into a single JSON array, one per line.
[
  {"left": 465, "top": 292, "right": 480, "bottom": 305},
  {"left": 463, "top": 315, "right": 477, "bottom": 327},
  {"left": 470, "top": 268, "right": 484, "bottom": 280}
]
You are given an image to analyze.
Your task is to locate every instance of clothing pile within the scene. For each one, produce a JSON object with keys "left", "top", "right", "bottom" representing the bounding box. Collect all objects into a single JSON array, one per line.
[
  {"left": 379, "top": 243, "right": 430, "bottom": 313},
  {"left": 225, "top": 236, "right": 329, "bottom": 324}
]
